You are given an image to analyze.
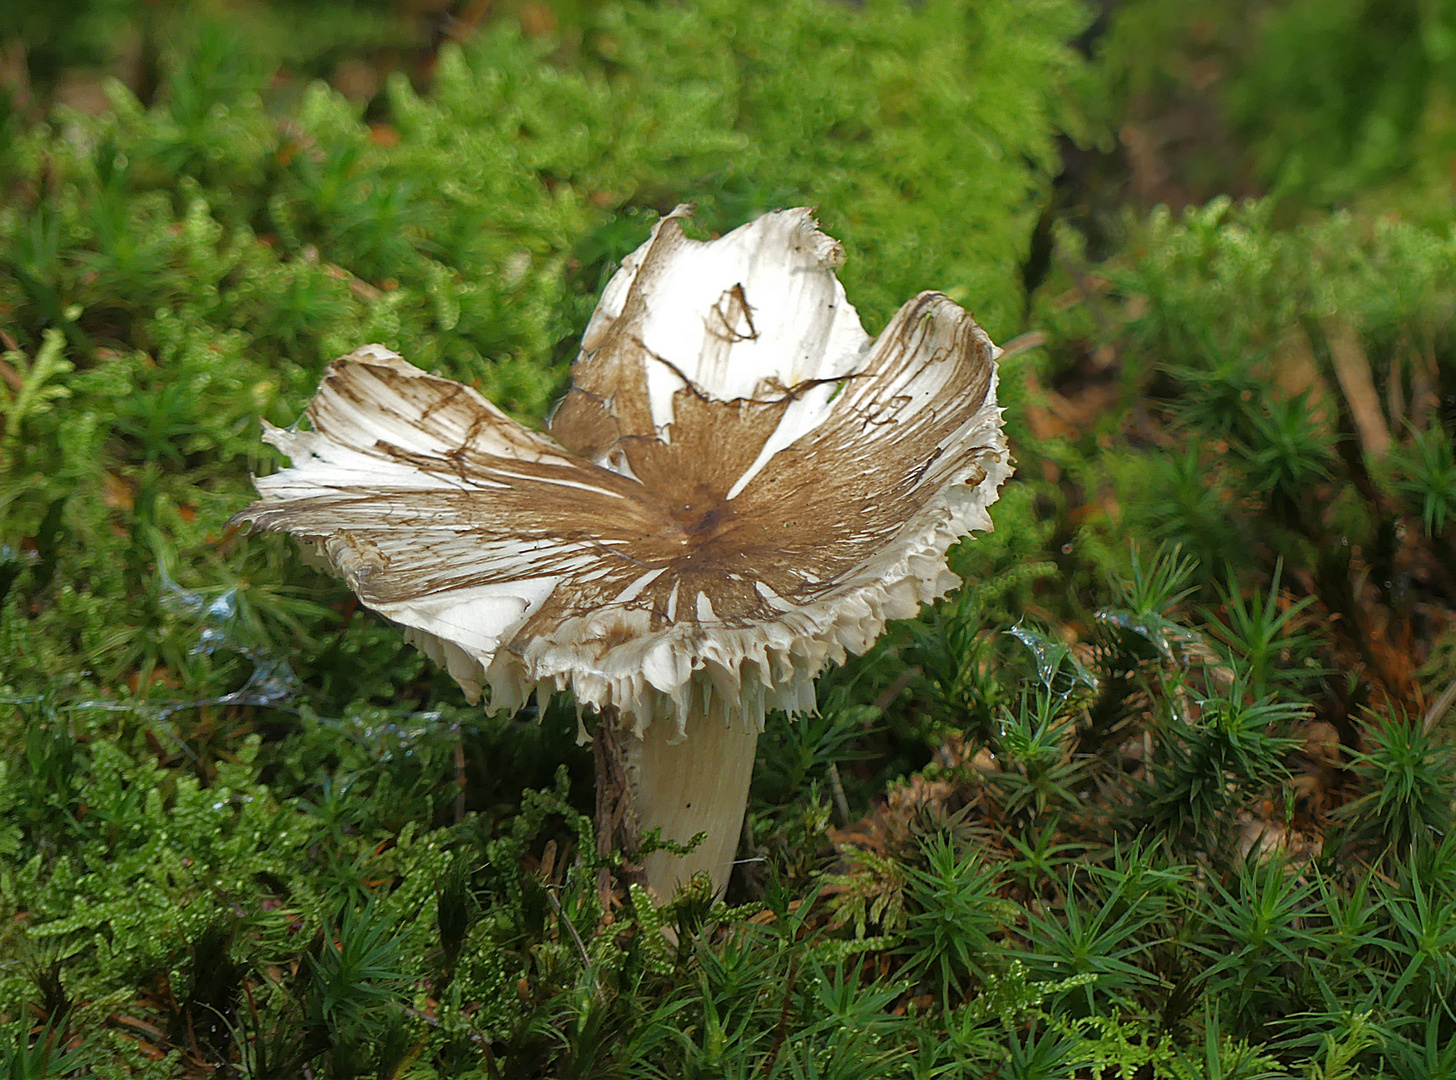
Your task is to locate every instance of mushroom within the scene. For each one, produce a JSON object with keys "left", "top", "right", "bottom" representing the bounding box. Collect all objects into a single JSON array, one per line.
[{"left": 232, "top": 207, "right": 1011, "bottom": 898}]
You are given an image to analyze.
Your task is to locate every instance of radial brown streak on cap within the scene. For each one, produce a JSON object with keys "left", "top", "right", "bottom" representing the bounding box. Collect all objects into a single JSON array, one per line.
[
  {"left": 240, "top": 453, "right": 664, "bottom": 607},
  {"left": 549, "top": 386, "right": 624, "bottom": 463},
  {"left": 234, "top": 208, "right": 1011, "bottom": 743},
  {"left": 550, "top": 331, "right": 658, "bottom": 460},
  {"left": 706, "top": 292, "right": 996, "bottom": 594},
  {"left": 552, "top": 221, "right": 695, "bottom": 459},
  {"left": 310, "top": 360, "right": 561, "bottom": 463},
  {"left": 251, "top": 291, "right": 995, "bottom": 632},
  {"left": 416, "top": 382, "right": 468, "bottom": 422},
  {"left": 525, "top": 297, "right": 995, "bottom": 631},
  {"left": 621, "top": 385, "right": 790, "bottom": 497}
]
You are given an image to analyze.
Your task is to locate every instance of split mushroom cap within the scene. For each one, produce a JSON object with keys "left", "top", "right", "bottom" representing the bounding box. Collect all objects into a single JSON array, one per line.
[{"left": 233, "top": 207, "right": 1011, "bottom": 738}]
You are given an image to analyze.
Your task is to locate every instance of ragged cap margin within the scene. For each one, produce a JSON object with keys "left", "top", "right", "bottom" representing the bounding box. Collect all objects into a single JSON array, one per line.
[{"left": 233, "top": 208, "right": 1012, "bottom": 740}]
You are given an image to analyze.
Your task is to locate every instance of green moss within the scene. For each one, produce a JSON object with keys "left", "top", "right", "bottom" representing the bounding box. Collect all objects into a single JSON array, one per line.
[{"left": 3, "top": 1, "right": 1456, "bottom": 1074}]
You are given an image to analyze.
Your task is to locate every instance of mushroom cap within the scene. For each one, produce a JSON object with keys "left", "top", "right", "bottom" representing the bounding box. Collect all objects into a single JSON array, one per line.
[{"left": 234, "top": 208, "right": 1011, "bottom": 736}]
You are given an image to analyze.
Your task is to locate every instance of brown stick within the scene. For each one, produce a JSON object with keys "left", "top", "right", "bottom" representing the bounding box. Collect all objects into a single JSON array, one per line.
[
  {"left": 593, "top": 708, "right": 641, "bottom": 907},
  {"left": 1324, "top": 320, "right": 1392, "bottom": 460}
]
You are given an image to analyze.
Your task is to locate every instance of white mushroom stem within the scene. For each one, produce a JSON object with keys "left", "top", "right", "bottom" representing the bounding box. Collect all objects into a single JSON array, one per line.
[
  {"left": 629, "top": 715, "right": 759, "bottom": 899},
  {"left": 231, "top": 210, "right": 1012, "bottom": 900}
]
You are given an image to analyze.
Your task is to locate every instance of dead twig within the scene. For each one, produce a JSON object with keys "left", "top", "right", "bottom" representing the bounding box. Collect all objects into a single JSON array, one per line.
[
  {"left": 1423, "top": 676, "right": 1456, "bottom": 735},
  {"left": 996, "top": 330, "right": 1047, "bottom": 361},
  {"left": 872, "top": 666, "right": 921, "bottom": 712},
  {"left": 758, "top": 955, "right": 801, "bottom": 1079},
  {"left": 0, "top": 330, "right": 24, "bottom": 393},
  {"left": 454, "top": 738, "right": 467, "bottom": 825},
  {"left": 1324, "top": 320, "right": 1392, "bottom": 460},
  {"left": 544, "top": 885, "right": 600, "bottom": 997},
  {"left": 0, "top": 356, "right": 22, "bottom": 393},
  {"left": 827, "top": 762, "right": 851, "bottom": 826}
]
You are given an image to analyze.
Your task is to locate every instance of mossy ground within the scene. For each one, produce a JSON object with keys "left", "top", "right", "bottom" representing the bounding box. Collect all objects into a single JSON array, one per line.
[{"left": 1, "top": 1, "right": 1454, "bottom": 1076}]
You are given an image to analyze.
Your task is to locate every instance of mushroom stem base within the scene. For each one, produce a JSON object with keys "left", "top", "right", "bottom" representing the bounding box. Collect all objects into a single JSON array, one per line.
[{"left": 626, "top": 715, "right": 759, "bottom": 900}]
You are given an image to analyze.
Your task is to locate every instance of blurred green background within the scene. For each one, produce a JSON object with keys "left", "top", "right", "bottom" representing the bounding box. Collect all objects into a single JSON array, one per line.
[{"left": 2, "top": 1, "right": 1456, "bottom": 1076}]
